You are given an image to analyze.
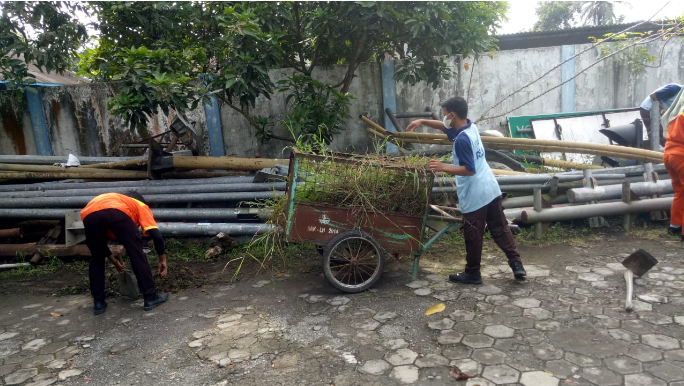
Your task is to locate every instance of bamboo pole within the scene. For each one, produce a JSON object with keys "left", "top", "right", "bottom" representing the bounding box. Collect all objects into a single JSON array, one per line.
[
  {"left": 361, "top": 114, "right": 663, "bottom": 162},
  {"left": 80, "top": 159, "right": 148, "bottom": 170},
  {"left": 382, "top": 137, "right": 662, "bottom": 163},
  {"left": 171, "top": 156, "right": 288, "bottom": 171}
]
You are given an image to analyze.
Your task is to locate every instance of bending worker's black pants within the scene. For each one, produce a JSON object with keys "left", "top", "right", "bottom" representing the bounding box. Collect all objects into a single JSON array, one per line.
[
  {"left": 462, "top": 196, "right": 521, "bottom": 273},
  {"left": 83, "top": 209, "right": 157, "bottom": 301}
]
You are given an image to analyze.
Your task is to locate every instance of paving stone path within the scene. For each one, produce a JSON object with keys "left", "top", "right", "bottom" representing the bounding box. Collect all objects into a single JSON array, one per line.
[{"left": 1, "top": 243, "right": 683, "bottom": 385}]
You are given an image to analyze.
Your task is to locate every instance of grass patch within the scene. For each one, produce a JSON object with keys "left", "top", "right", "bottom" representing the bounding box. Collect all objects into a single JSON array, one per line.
[{"left": 514, "top": 222, "right": 606, "bottom": 247}]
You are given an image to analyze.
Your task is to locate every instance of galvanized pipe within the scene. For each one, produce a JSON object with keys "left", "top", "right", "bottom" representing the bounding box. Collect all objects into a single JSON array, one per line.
[
  {"left": 0, "top": 175, "right": 255, "bottom": 192},
  {"left": 0, "top": 182, "right": 286, "bottom": 198},
  {"left": 158, "top": 222, "right": 274, "bottom": 236},
  {"left": 502, "top": 195, "right": 568, "bottom": 209},
  {"left": 0, "top": 208, "right": 273, "bottom": 221},
  {"left": 0, "top": 155, "right": 144, "bottom": 165},
  {"left": 519, "top": 197, "right": 673, "bottom": 224},
  {"left": 0, "top": 191, "right": 283, "bottom": 208},
  {"left": 567, "top": 180, "right": 673, "bottom": 203}
]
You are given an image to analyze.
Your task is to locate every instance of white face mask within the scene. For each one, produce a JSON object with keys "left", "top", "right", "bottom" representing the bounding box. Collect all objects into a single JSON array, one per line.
[{"left": 443, "top": 114, "right": 452, "bottom": 128}]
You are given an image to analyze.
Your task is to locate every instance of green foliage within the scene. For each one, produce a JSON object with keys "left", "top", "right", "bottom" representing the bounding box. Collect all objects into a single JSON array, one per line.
[
  {"left": 274, "top": 74, "right": 354, "bottom": 145},
  {"left": 534, "top": 1, "right": 625, "bottom": 31},
  {"left": 534, "top": 2, "right": 579, "bottom": 31},
  {"left": 77, "top": 1, "right": 507, "bottom": 142},
  {"left": 0, "top": 1, "right": 87, "bottom": 96}
]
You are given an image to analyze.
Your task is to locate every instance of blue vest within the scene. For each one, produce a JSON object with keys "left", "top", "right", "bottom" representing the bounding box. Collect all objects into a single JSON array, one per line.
[{"left": 452, "top": 123, "right": 501, "bottom": 213}]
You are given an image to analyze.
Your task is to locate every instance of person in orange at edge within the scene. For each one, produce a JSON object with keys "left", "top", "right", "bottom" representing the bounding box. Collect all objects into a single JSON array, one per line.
[
  {"left": 80, "top": 192, "right": 169, "bottom": 315},
  {"left": 662, "top": 88, "right": 684, "bottom": 240}
]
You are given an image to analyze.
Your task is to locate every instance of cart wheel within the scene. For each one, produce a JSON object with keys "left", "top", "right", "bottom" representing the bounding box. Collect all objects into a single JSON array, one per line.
[{"left": 322, "top": 230, "right": 385, "bottom": 293}]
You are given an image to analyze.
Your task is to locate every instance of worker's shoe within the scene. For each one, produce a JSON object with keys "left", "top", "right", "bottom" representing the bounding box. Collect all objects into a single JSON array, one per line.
[
  {"left": 449, "top": 271, "right": 482, "bottom": 284},
  {"left": 667, "top": 225, "right": 682, "bottom": 235},
  {"left": 511, "top": 262, "right": 527, "bottom": 280},
  {"left": 143, "top": 293, "right": 169, "bottom": 311},
  {"left": 93, "top": 300, "right": 107, "bottom": 316}
]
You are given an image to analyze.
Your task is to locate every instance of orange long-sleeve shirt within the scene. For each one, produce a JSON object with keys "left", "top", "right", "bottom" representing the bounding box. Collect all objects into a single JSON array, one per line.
[
  {"left": 665, "top": 113, "right": 684, "bottom": 157},
  {"left": 81, "top": 193, "right": 159, "bottom": 236}
]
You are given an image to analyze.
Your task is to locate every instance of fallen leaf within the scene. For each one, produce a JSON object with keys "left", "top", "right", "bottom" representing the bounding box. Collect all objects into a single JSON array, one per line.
[
  {"left": 276, "top": 271, "right": 287, "bottom": 276},
  {"left": 50, "top": 312, "right": 63, "bottom": 317},
  {"left": 168, "top": 372, "right": 176, "bottom": 377},
  {"left": 464, "top": 63, "right": 470, "bottom": 71},
  {"left": 84, "top": 377, "right": 92, "bottom": 381},
  {"left": 425, "top": 302, "right": 446, "bottom": 316},
  {"left": 271, "top": 363, "right": 275, "bottom": 368},
  {"left": 449, "top": 366, "right": 474, "bottom": 380},
  {"left": 161, "top": 349, "right": 170, "bottom": 355}
]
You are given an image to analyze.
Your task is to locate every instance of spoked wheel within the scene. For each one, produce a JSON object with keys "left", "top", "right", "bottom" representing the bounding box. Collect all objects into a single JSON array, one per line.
[{"left": 322, "top": 230, "right": 385, "bottom": 293}]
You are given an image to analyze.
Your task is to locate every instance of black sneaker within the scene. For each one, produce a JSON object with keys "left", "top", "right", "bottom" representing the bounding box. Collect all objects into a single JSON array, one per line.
[
  {"left": 448, "top": 271, "right": 482, "bottom": 284},
  {"left": 93, "top": 300, "right": 107, "bottom": 316},
  {"left": 143, "top": 293, "right": 169, "bottom": 311},
  {"left": 511, "top": 262, "right": 527, "bottom": 280},
  {"left": 668, "top": 226, "right": 682, "bottom": 235}
]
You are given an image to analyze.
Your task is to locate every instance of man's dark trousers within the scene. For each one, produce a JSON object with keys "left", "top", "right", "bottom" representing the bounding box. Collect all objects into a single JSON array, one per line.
[
  {"left": 462, "top": 196, "right": 521, "bottom": 273},
  {"left": 83, "top": 208, "right": 156, "bottom": 301}
]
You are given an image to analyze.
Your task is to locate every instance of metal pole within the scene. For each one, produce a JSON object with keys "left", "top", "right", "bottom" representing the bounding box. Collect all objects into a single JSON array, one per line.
[
  {"left": 533, "top": 188, "right": 543, "bottom": 238},
  {"left": 567, "top": 179, "right": 673, "bottom": 203},
  {"left": 0, "top": 208, "right": 273, "bottom": 221},
  {"left": 502, "top": 194, "right": 568, "bottom": 209},
  {"left": 0, "top": 155, "right": 146, "bottom": 165},
  {"left": 0, "top": 191, "right": 283, "bottom": 208},
  {"left": 520, "top": 197, "right": 673, "bottom": 224},
  {"left": 0, "top": 175, "right": 256, "bottom": 192},
  {"left": 650, "top": 102, "right": 662, "bottom": 151},
  {"left": 622, "top": 181, "right": 632, "bottom": 230},
  {"left": 0, "top": 182, "right": 287, "bottom": 198},
  {"left": 158, "top": 223, "right": 273, "bottom": 236},
  {"left": 0, "top": 228, "right": 22, "bottom": 238}
]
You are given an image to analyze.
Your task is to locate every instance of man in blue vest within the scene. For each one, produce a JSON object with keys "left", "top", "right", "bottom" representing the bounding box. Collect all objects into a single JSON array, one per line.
[{"left": 406, "top": 96, "right": 526, "bottom": 284}]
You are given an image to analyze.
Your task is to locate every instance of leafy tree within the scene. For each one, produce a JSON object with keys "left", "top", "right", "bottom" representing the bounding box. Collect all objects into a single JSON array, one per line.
[
  {"left": 534, "top": 2, "right": 578, "bottom": 31},
  {"left": 0, "top": 1, "right": 87, "bottom": 96},
  {"left": 534, "top": 1, "right": 625, "bottom": 31},
  {"left": 577, "top": 1, "right": 625, "bottom": 26}
]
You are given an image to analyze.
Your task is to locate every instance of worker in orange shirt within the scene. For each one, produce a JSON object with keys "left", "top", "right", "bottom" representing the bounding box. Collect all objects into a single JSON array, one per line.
[
  {"left": 80, "top": 192, "right": 169, "bottom": 315},
  {"left": 662, "top": 90, "right": 684, "bottom": 240}
]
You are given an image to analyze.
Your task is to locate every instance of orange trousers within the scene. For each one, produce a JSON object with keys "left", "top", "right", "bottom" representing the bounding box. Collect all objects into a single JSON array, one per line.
[{"left": 665, "top": 153, "right": 684, "bottom": 232}]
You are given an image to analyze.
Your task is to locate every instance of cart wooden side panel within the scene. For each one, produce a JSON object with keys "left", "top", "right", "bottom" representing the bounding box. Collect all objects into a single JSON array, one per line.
[{"left": 285, "top": 202, "right": 423, "bottom": 254}]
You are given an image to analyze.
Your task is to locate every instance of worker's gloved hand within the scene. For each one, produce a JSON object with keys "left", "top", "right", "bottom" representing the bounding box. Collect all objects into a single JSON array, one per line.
[{"left": 158, "top": 254, "right": 168, "bottom": 277}]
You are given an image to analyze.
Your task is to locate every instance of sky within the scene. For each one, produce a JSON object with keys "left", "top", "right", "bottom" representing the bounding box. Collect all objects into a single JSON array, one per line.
[{"left": 499, "top": 0, "right": 684, "bottom": 34}]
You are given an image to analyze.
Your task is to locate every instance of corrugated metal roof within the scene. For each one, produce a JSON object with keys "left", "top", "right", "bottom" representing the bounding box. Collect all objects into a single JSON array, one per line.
[
  {"left": 495, "top": 21, "right": 676, "bottom": 51},
  {"left": 26, "top": 62, "right": 88, "bottom": 85}
]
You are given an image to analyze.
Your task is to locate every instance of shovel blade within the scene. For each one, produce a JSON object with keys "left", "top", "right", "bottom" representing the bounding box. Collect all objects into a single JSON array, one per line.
[{"left": 621, "top": 249, "right": 658, "bottom": 277}]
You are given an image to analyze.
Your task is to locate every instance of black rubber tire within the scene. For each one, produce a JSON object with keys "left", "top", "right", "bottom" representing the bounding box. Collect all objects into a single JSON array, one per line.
[{"left": 322, "top": 230, "right": 385, "bottom": 293}]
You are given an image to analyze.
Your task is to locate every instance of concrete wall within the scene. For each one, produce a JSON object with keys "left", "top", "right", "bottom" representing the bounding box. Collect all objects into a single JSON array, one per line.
[
  {"left": 0, "top": 84, "right": 208, "bottom": 158},
  {"left": 2, "top": 39, "right": 682, "bottom": 158},
  {"left": 0, "top": 91, "right": 35, "bottom": 155}
]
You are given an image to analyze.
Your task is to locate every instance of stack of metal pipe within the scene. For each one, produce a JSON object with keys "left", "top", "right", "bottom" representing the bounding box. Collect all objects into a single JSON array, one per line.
[{"left": 0, "top": 175, "right": 281, "bottom": 237}]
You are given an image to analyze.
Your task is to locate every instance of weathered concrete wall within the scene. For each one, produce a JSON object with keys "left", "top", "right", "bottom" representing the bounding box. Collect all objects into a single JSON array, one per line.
[
  {"left": 219, "top": 62, "right": 383, "bottom": 158},
  {"left": 0, "top": 91, "right": 36, "bottom": 155},
  {"left": 2, "top": 39, "right": 682, "bottom": 158},
  {"left": 0, "top": 84, "right": 208, "bottom": 157}
]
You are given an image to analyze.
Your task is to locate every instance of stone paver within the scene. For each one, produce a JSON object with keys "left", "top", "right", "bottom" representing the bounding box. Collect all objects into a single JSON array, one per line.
[
  {"left": 520, "top": 371, "right": 560, "bottom": 386},
  {"left": 357, "top": 359, "right": 391, "bottom": 375},
  {"left": 483, "top": 324, "right": 514, "bottom": 339},
  {"left": 581, "top": 367, "right": 622, "bottom": 386},
  {"left": 385, "top": 349, "right": 418, "bottom": 366},
  {"left": 641, "top": 334, "right": 681, "bottom": 350},
  {"left": 482, "top": 364, "right": 520, "bottom": 383},
  {"left": 389, "top": 365, "right": 419, "bottom": 384},
  {"left": 604, "top": 356, "right": 643, "bottom": 374},
  {"left": 624, "top": 373, "right": 667, "bottom": 386},
  {"left": 462, "top": 334, "right": 494, "bottom": 349}
]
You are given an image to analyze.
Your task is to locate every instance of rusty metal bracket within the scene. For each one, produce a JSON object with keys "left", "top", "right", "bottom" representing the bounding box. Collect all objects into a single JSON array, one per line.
[{"left": 147, "top": 139, "right": 174, "bottom": 180}]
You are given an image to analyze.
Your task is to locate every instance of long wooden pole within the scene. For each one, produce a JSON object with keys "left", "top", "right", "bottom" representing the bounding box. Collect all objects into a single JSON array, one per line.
[
  {"left": 360, "top": 115, "right": 664, "bottom": 163},
  {"left": 80, "top": 159, "right": 148, "bottom": 169}
]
